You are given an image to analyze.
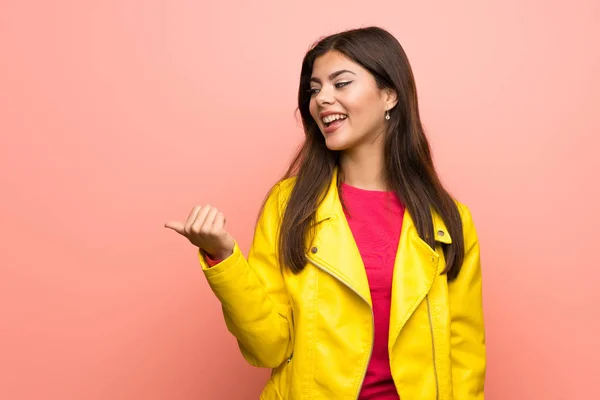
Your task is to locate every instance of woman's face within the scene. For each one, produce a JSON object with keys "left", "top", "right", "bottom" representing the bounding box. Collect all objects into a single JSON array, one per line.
[{"left": 308, "top": 50, "right": 397, "bottom": 152}]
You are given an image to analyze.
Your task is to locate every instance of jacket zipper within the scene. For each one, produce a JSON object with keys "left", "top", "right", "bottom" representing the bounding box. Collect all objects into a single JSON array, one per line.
[
  {"left": 307, "top": 257, "right": 374, "bottom": 400},
  {"left": 426, "top": 295, "right": 439, "bottom": 400}
]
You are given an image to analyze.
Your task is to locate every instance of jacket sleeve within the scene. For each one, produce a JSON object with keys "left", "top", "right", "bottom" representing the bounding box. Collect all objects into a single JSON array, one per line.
[
  {"left": 448, "top": 205, "right": 486, "bottom": 398},
  {"left": 198, "top": 183, "right": 293, "bottom": 369}
]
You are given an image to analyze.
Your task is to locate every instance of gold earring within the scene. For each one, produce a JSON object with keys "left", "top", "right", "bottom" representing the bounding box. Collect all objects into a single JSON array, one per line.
[{"left": 385, "top": 110, "right": 390, "bottom": 120}]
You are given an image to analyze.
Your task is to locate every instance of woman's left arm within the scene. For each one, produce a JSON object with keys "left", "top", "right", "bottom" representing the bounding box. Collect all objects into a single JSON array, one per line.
[{"left": 448, "top": 205, "right": 486, "bottom": 399}]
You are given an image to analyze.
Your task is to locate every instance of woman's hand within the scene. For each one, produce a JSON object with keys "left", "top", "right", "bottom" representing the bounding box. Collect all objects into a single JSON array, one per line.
[{"left": 165, "top": 205, "right": 234, "bottom": 260}]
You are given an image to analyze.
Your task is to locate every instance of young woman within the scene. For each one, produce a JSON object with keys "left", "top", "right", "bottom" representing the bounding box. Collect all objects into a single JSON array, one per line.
[{"left": 166, "top": 26, "right": 485, "bottom": 400}]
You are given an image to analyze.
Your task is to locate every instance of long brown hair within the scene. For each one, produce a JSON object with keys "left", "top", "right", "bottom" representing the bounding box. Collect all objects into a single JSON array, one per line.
[{"left": 276, "top": 26, "right": 465, "bottom": 281}]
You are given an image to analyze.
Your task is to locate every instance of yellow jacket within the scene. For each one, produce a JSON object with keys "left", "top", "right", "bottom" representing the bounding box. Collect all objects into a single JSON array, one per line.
[{"left": 199, "top": 172, "right": 486, "bottom": 399}]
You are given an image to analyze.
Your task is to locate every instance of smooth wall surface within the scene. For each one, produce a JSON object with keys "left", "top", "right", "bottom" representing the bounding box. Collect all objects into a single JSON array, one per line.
[{"left": 1, "top": 1, "right": 599, "bottom": 399}]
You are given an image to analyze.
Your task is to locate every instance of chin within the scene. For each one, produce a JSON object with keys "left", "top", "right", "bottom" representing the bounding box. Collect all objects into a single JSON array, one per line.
[{"left": 324, "top": 137, "right": 351, "bottom": 151}]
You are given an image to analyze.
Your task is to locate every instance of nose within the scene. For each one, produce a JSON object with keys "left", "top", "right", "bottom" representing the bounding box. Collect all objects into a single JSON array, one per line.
[{"left": 315, "top": 86, "right": 335, "bottom": 107}]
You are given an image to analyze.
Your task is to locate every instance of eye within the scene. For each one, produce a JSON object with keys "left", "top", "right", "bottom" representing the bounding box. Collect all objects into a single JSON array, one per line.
[
  {"left": 335, "top": 81, "right": 352, "bottom": 89},
  {"left": 308, "top": 88, "right": 320, "bottom": 95}
]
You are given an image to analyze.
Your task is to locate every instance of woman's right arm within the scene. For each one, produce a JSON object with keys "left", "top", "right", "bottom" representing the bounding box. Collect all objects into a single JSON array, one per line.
[{"left": 165, "top": 183, "right": 293, "bottom": 369}]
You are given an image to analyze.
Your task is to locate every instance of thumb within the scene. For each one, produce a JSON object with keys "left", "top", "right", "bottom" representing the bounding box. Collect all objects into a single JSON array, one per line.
[{"left": 164, "top": 221, "right": 185, "bottom": 235}]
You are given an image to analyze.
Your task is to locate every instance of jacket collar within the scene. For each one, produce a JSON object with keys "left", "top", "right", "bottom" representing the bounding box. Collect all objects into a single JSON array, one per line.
[{"left": 314, "top": 168, "right": 451, "bottom": 244}]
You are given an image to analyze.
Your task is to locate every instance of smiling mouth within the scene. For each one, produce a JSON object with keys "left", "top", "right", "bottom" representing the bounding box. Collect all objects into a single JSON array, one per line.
[{"left": 322, "top": 114, "right": 347, "bottom": 127}]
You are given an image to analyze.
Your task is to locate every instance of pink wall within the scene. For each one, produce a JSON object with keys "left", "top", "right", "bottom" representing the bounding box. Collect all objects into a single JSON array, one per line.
[{"left": 1, "top": 1, "right": 599, "bottom": 399}]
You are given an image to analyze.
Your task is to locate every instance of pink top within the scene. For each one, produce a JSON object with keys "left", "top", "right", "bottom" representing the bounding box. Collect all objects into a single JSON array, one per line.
[
  {"left": 205, "top": 183, "right": 405, "bottom": 399},
  {"left": 340, "top": 182, "right": 404, "bottom": 400}
]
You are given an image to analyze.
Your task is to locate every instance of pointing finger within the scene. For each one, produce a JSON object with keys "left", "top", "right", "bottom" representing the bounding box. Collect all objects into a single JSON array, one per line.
[{"left": 164, "top": 221, "right": 185, "bottom": 235}]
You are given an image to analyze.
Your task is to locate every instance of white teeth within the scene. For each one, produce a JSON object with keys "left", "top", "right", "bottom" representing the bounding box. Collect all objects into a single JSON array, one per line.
[{"left": 322, "top": 114, "right": 347, "bottom": 124}]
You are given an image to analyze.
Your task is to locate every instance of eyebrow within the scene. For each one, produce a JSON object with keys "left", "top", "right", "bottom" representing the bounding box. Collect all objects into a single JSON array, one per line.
[{"left": 310, "top": 69, "right": 356, "bottom": 84}]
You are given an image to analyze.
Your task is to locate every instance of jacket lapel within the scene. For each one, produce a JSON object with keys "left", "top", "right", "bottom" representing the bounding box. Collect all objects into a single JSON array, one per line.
[
  {"left": 306, "top": 169, "right": 372, "bottom": 305},
  {"left": 388, "top": 210, "right": 452, "bottom": 349}
]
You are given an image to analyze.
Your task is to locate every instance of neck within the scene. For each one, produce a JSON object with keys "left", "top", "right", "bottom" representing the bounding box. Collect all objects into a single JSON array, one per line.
[{"left": 339, "top": 144, "right": 387, "bottom": 191}]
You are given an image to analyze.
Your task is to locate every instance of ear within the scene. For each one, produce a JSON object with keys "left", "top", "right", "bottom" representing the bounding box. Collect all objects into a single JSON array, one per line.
[{"left": 382, "top": 88, "right": 398, "bottom": 111}]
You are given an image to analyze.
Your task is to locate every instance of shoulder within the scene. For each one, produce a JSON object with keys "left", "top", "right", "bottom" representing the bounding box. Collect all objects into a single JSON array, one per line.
[
  {"left": 269, "top": 176, "right": 297, "bottom": 203},
  {"left": 260, "top": 176, "right": 298, "bottom": 217},
  {"left": 454, "top": 200, "right": 471, "bottom": 220},
  {"left": 453, "top": 199, "right": 479, "bottom": 244},
  {"left": 454, "top": 200, "right": 474, "bottom": 223},
  {"left": 275, "top": 176, "right": 297, "bottom": 196}
]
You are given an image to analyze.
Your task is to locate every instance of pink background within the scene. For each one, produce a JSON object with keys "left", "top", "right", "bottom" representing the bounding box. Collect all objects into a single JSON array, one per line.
[{"left": 1, "top": 1, "right": 599, "bottom": 399}]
